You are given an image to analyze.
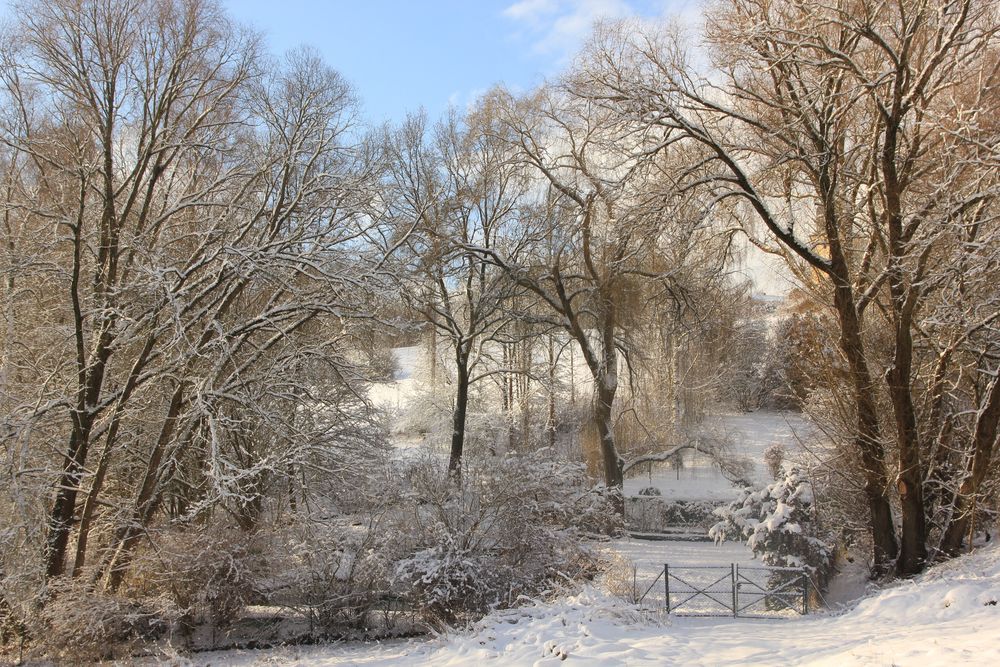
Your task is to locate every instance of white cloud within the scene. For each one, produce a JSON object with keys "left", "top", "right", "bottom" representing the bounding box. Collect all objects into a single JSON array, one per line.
[
  {"left": 447, "top": 87, "right": 489, "bottom": 114},
  {"left": 503, "top": 0, "right": 634, "bottom": 58},
  {"left": 503, "top": 0, "right": 559, "bottom": 24}
]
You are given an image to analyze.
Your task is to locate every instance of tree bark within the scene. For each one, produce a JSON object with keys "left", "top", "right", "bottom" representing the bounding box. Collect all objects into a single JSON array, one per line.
[
  {"left": 887, "top": 306, "right": 928, "bottom": 575},
  {"left": 882, "top": 111, "right": 928, "bottom": 575},
  {"left": 940, "top": 375, "right": 1000, "bottom": 556},
  {"left": 448, "top": 350, "right": 470, "bottom": 480},
  {"left": 593, "top": 306, "right": 624, "bottom": 515},
  {"left": 832, "top": 278, "right": 900, "bottom": 573}
]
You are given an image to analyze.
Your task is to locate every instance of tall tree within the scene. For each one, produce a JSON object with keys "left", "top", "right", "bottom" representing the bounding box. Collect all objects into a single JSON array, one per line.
[
  {"left": 0, "top": 0, "right": 387, "bottom": 587},
  {"left": 578, "top": 0, "right": 1000, "bottom": 574},
  {"left": 384, "top": 107, "right": 529, "bottom": 477},
  {"left": 474, "top": 83, "right": 729, "bottom": 500}
]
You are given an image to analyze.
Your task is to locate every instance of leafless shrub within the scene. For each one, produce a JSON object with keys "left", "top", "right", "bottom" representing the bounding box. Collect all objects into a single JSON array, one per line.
[
  {"left": 600, "top": 551, "right": 639, "bottom": 604},
  {"left": 24, "top": 579, "right": 180, "bottom": 662},
  {"left": 126, "top": 528, "right": 267, "bottom": 631},
  {"left": 391, "top": 451, "right": 618, "bottom": 628}
]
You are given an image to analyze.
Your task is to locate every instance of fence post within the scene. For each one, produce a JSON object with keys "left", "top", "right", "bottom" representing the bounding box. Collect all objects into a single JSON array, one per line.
[
  {"left": 802, "top": 571, "right": 809, "bottom": 615},
  {"left": 633, "top": 565, "right": 637, "bottom": 604},
  {"left": 664, "top": 564, "right": 670, "bottom": 614},
  {"left": 731, "top": 563, "right": 738, "bottom": 617}
]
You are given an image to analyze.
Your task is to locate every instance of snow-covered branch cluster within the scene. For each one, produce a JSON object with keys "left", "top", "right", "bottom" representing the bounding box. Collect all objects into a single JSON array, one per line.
[{"left": 711, "top": 467, "right": 833, "bottom": 585}]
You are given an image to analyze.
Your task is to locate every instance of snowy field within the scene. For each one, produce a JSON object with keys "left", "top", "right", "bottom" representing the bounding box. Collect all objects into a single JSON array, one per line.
[
  {"left": 168, "top": 542, "right": 1000, "bottom": 666},
  {"left": 623, "top": 411, "right": 817, "bottom": 502},
  {"left": 609, "top": 536, "right": 756, "bottom": 569},
  {"left": 367, "top": 346, "right": 422, "bottom": 413}
]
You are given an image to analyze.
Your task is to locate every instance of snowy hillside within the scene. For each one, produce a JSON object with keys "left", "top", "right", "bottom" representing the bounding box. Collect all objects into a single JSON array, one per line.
[{"left": 187, "top": 542, "right": 1000, "bottom": 666}]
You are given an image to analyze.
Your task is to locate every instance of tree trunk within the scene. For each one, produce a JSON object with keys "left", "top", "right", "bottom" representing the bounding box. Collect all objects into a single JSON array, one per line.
[
  {"left": 502, "top": 343, "right": 513, "bottom": 450},
  {"left": 45, "top": 169, "right": 121, "bottom": 578},
  {"left": 594, "top": 305, "right": 624, "bottom": 510},
  {"left": 882, "top": 122, "right": 928, "bottom": 575},
  {"left": 429, "top": 326, "right": 437, "bottom": 387},
  {"left": 547, "top": 334, "right": 557, "bottom": 449},
  {"left": 45, "top": 332, "right": 115, "bottom": 578},
  {"left": 940, "top": 374, "right": 1000, "bottom": 556},
  {"left": 448, "top": 351, "right": 470, "bottom": 480},
  {"left": 102, "top": 382, "right": 185, "bottom": 591},
  {"left": 594, "top": 379, "right": 624, "bottom": 514},
  {"left": 887, "top": 324, "right": 928, "bottom": 575},
  {"left": 832, "top": 279, "right": 899, "bottom": 574},
  {"left": 72, "top": 333, "right": 157, "bottom": 575},
  {"left": 519, "top": 342, "right": 531, "bottom": 450}
]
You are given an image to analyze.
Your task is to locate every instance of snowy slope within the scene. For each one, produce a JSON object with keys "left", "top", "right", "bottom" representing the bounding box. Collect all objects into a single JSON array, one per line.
[{"left": 183, "top": 543, "right": 1000, "bottom": 666}]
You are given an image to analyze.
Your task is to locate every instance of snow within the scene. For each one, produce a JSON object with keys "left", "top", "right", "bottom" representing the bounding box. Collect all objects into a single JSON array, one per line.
[
  {"left": 391, "top": 346, "right": 422, "bottom": 382},
  {"left": 623, "top": 411, "right": 816, "bottom": 501},
  {"left": 609, "top": 536, "right": 756, "bottom": 569},
  {"left": 171, "top": 542, "right": 1000, "bottom": 666},
  {"left": 172, "top": 543, "right": 1000, "bottom": 665},
  {"left": 368, "top": 346, "right": 422, "bottom": 412}
]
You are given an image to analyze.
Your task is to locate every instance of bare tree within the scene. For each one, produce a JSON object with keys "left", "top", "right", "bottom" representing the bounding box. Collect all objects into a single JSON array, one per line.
[
  {"left": 0, "top": 0, "right": 389, "bottom": 590},
  {"left": 469, "top": 82, "right": 730, "bottom": 502},
  {"left": 577, "top": 0, "right": 1000, "bottom": 574},
  {"left": 383, "top": 107, "right": 529, "bottom": 477}
]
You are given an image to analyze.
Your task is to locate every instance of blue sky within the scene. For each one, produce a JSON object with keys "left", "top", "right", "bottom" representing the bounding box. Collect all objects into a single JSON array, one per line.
[{"left": 224, "top": 0, "right": 700, "bottom": 125}]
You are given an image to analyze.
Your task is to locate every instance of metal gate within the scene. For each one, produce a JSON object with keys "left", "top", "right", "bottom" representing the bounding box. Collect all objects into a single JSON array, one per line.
[{"left": 633, "top": 563, "right": 810, "bottom": 618}]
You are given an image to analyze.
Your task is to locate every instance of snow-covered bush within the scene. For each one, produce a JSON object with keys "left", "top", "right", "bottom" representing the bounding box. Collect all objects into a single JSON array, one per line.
[
  {"left": 391, "top": 450, "right": 620, "bottom": 627},
  {"left": 710, "top": 467, "right": 834, "bottom": 588},
  {"left": 265, "top": 514, "right": 413, "bottom": 636},
  {"left": 764, "top": 443, "right": 785, "bottom": 480},
  {"left": 625, "top": 497, "right": 717, "bottom": 533},
  {"left": 395, "top": 381, "right": 453, "bottom": 440},
  {"left": 394, "top": 531, "right": 513, "bottom": 626}
]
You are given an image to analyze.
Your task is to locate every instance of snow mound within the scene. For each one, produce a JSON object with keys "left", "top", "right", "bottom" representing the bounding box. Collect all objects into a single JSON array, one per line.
[
  {"left": 442, "top": 588, "right": 663, "bottom": 665},
  {"left": 849, "top": 544, "right": 1000, "bottom": 625}
]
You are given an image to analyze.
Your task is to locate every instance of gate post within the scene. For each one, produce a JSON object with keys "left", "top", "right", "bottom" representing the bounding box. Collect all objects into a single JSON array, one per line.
[
  {"left": 802, "top": 571, "right": 809, "bottom": 615},
  {"left": 664, "top": 564, "right": 670, "bottom": 614},
  {"left": 731, "top": 563, "right": 738, "bottom": 617}
]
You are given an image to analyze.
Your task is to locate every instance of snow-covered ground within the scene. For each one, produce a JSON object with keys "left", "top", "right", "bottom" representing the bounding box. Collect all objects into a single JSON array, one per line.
[
  {"left": 603, "top": 536, "right": 758, "bottom": 616},
  {"left": 623, "top": 411, "right": 816, "bottom": 502},
  {"left": 368, "top": 346, "right": 422, "bottom": 412},
  {"left": 172, "top": 542, "right": 1000, "bottom": 666},
  {"left": 609, "top": 536, "right": 755, "bottom": 569},
  {"left": 318, "top": 345, "right": 1000, "bottom": 665}
]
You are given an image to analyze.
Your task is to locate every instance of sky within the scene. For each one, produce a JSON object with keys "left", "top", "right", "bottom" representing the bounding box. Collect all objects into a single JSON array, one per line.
[
  {"left": 223, "top": 0, "right": 702, "bottom": 125},
  {"left": 224, "top": 0, "right": 790, "bottom": 294},
  {"left": 0, "top": 0, "right": 782, "bottom": 293}
]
